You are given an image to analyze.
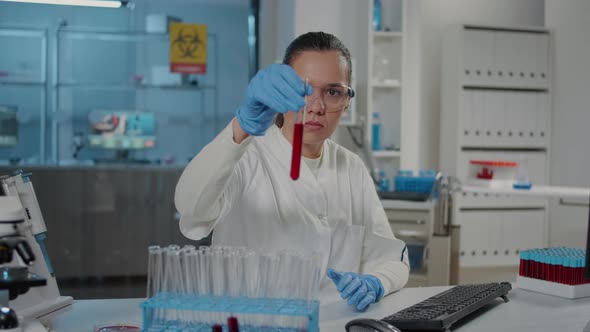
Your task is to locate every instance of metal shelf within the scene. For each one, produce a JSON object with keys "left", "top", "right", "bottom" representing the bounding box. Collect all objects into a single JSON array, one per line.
[
  {"left": 56, "top": 82, "right": 215, "bottom": 91},
  {"left": 373, "top": 150, "right": 401, "bottom": 158},
  {"left": 373, "top": 31, "right": 403, "bottom": 38},
  {"left": 0, "top": 81, "right": 46, "bottom": 86}
]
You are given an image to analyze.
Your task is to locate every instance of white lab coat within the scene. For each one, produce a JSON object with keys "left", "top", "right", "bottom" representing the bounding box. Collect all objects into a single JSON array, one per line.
[{"left": 175, "top": 122, "right": 409, "bottom": 297}]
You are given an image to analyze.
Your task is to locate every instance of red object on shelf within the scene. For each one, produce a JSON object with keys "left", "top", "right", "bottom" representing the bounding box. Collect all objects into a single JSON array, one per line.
[
  {"left": 470, "top": 160, "right": 518, "bottom": 167},
  {"left": 476, "top": 167, "right": 494, "bottom": 179}
]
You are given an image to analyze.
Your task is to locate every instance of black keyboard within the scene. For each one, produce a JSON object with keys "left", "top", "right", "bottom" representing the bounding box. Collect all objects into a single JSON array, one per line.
[
  {"left": 378, "top": 191, "right": 430, "bottom": 202},
  {"left": 383, "top": 282, "right": 512, "bottom": 331}
]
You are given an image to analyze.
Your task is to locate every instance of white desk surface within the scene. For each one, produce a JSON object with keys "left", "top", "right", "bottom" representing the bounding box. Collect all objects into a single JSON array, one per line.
[{"left": 50, "top": 286, "right": 590, "bottom": 331}]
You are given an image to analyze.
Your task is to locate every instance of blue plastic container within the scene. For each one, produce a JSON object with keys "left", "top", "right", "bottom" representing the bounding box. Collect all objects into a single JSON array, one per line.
[
  {"left": 394, "top": 175, "right": 436, "bottom": 193},
  {"left": 408, "top": 245, "right": 425, "bottom": 272},
  {"left": 373, "top": 0, "right": 382, "bottom": 31},
  {"left": 372, "top": 111, "right": 382, "bottom": 151}
]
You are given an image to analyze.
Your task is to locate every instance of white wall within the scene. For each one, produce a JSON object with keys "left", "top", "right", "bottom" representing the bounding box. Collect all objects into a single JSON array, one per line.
[
  {"left": 420, "top": 0, "right": 544, "bottom": 169},
  {"left": 545, "top": 0, "right": 590, "bottom": 248}
]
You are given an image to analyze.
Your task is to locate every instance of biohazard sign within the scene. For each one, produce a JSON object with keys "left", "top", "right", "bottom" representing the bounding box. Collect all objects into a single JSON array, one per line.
[{"left": 169, "top": 23, "right": 207, "bottom": 74}]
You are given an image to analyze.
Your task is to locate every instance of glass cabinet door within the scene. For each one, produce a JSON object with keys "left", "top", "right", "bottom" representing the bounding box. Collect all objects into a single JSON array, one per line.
[{"left": 0, "top": 28, "right": 47, "bottom": 164}]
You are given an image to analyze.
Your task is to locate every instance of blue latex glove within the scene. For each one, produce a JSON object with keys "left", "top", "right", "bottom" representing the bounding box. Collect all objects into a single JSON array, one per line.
[
  {"left": 236, "top": 64, "right": 312, "bottom": 136},
  {"left": 327, "top": 268, "right": 384, "bottom": 311}
]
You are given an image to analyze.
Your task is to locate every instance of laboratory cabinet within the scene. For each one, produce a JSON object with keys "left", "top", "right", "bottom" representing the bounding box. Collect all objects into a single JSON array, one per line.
[
  {"left": 0, "top": 24, "right": 220, "bottom": 165},
  {"left": 440, "top": 24, "right": 552, "bottom": 284},
  {"left": 0, "top": 27, "right": 48, "bottom": 163},
  {"left": 0, "top": 166, "right": 201, "bottom": 280},
  {"left": 54, "top": 27, "right": 219, "bottom": 165}
]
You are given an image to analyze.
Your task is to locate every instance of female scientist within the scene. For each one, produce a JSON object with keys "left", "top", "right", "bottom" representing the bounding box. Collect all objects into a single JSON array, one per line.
[{"left": 175, "top": 32, "right": 409, "bottom": 311}]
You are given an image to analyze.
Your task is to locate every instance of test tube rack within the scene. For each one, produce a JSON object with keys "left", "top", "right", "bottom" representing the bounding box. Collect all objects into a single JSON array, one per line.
[
  {"left": 517, "top": 247, "right": 590, "bottom": 299},
  {"left": 141, "top": 293, "right": 319, "bottom": 332}
]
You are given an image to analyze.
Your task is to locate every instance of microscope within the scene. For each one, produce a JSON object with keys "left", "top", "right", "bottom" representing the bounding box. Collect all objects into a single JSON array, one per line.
[{"left": 0, "top": 171, "right": 73, "bottom": 331}]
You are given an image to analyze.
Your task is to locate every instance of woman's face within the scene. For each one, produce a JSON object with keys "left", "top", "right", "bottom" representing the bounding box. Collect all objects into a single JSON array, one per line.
[{"left": 283, "top": 50, "right": 350, "bottom": 145}]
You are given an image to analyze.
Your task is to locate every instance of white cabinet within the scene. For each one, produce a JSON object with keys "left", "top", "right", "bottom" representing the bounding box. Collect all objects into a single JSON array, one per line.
[
  {"left": 440, "top": 25, "right": 552, "bottom": 284},
  {"left": 383, "top": 200, "right": 451, "bottom": 286}
]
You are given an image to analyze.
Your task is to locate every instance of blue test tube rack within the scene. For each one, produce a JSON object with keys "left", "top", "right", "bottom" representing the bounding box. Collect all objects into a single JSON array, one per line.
[{"left": 141, "top": 293, "right": 320, "bottom": 332}]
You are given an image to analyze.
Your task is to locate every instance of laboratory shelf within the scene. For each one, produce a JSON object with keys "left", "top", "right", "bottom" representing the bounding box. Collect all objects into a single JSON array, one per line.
[
  {"left": 373, "top": 31, "right": 403, "bottom": 38},
  {"left": 462, "top": 185, "right": 590, "bottom": 200},
  {"left": 56, "top": 82, "right": 215, "bottom": 91},
  {"left": 462, "top": 84, "right": 549, "bottom": 92},
  {"left": 373, "top": 150, "right": 402, "bottom": 158},
  {"left": 0, "top": 81, "right": 46, "bottom": 86}
]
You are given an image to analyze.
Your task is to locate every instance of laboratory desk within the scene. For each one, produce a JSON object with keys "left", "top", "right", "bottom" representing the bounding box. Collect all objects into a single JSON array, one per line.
[{"left": 50, "top": 286, "right": 590, "bottom": 331}]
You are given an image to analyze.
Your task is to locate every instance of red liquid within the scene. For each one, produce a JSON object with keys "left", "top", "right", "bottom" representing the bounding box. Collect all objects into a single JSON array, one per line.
[
  {"left": 212, "top": 325, "right": 222, "bottom": 332},
  {"left": 290, "top": 123, "right": 303, "bottom": 180},
  {"left": 228, "top": 317, "right": 240, "bottom": 332}
]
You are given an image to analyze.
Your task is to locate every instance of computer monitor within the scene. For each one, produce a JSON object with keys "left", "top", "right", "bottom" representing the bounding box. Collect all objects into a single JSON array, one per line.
[
  {"left": 0, "top": 105, "right": 17, "bottom": 146},
  {"left": 586, "top": 193, "right": 590, "bottom": 279},
  {"left": 88, "top": 110, "right": 156, "bottom": 150}
]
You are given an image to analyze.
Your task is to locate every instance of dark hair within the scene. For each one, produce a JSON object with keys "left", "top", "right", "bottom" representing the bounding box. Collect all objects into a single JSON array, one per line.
[{"left": 276, "top": 32, "right": 353, "bottom": 128}]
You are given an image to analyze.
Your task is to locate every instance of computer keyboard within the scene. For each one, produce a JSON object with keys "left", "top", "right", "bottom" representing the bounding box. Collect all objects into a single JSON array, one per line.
[{"left": 383, "top": 282, "right": 512, "bottom": 331}]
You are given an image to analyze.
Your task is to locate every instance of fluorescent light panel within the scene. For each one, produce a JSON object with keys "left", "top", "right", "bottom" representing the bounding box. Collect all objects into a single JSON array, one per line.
[{"left": 0, "top": 0, "right": 124, "bottom": 8}]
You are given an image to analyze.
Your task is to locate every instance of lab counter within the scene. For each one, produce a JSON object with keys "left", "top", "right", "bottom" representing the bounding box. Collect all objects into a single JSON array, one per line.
[{"left": 50, "top": 286, "right": 590, "bottom": 331}]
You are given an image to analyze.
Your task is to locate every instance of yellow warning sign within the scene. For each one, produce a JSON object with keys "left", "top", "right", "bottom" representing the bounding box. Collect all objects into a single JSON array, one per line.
[{"left": 169, "top": 23, "right": 207, "bottom": 74}]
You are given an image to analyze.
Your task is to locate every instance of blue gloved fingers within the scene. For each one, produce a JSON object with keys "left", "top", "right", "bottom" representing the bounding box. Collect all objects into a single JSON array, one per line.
[
  {"left": 335, "top": 273, "right": 355, "bottom": 292},
  {"left": 272, "top": 84, "right": 305, "bottom": 112},
  {"left": 356, "top": 290, "right": 377, "bottom": 311},
  {"left": 252, "top": 81, "right": 301, "bottom": 114},
  {"left": 360, "top": 275, "right": 385, "bottom": 301},
  {"left": 340, "top": 276, "right": 362, "bottom": 299},
  {"left": 326, "top": 268, "right": 341, "bottom": 283},
  {"left": 236, "top": 106, "right": 275, "bottom": 136},
  {"left": 347, "top": 282, "right": 368, "bottom": 305},
  {"left": 276, "top": 64, "right": 307, "bottom": 96}
]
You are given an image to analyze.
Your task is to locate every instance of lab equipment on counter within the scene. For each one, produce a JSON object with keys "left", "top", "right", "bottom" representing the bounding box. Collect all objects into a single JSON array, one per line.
[
  {"left": 517, "top": 247, "right": 590, "bottom": 299},
  {"left": 88, "top": 110, "right": 156, "bottom": 150},
  {"left": 0, "top": 170, "right": 73, "bottom": 331},
  {"left": 371, "top": 112, "right": 382, "bottom": 151},
  {"left": 0, "top": 105, "right": 17, "bottom": 147},
  {"left": 382, "top": 282, "right": 511, "bottom": 331},
  {"left": 142, "top": 245, "right": 321, "bottom": 332},
  {"left": 467, "top": 160, "right": 518, "bottom": 188},
  {"left": 393, "top": 170, "right": 436, "bottom": 194},
  {"left": 513, "top": 155, "right": 532, "bottom": 190},
  {"left": 375, "top": 169, "right": 390, "bottom": 192}
]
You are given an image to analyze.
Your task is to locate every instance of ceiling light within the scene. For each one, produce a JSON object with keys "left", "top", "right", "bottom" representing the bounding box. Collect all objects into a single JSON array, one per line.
[{"left": 0, "top": 0, "right": 129, "bottom": 8}]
